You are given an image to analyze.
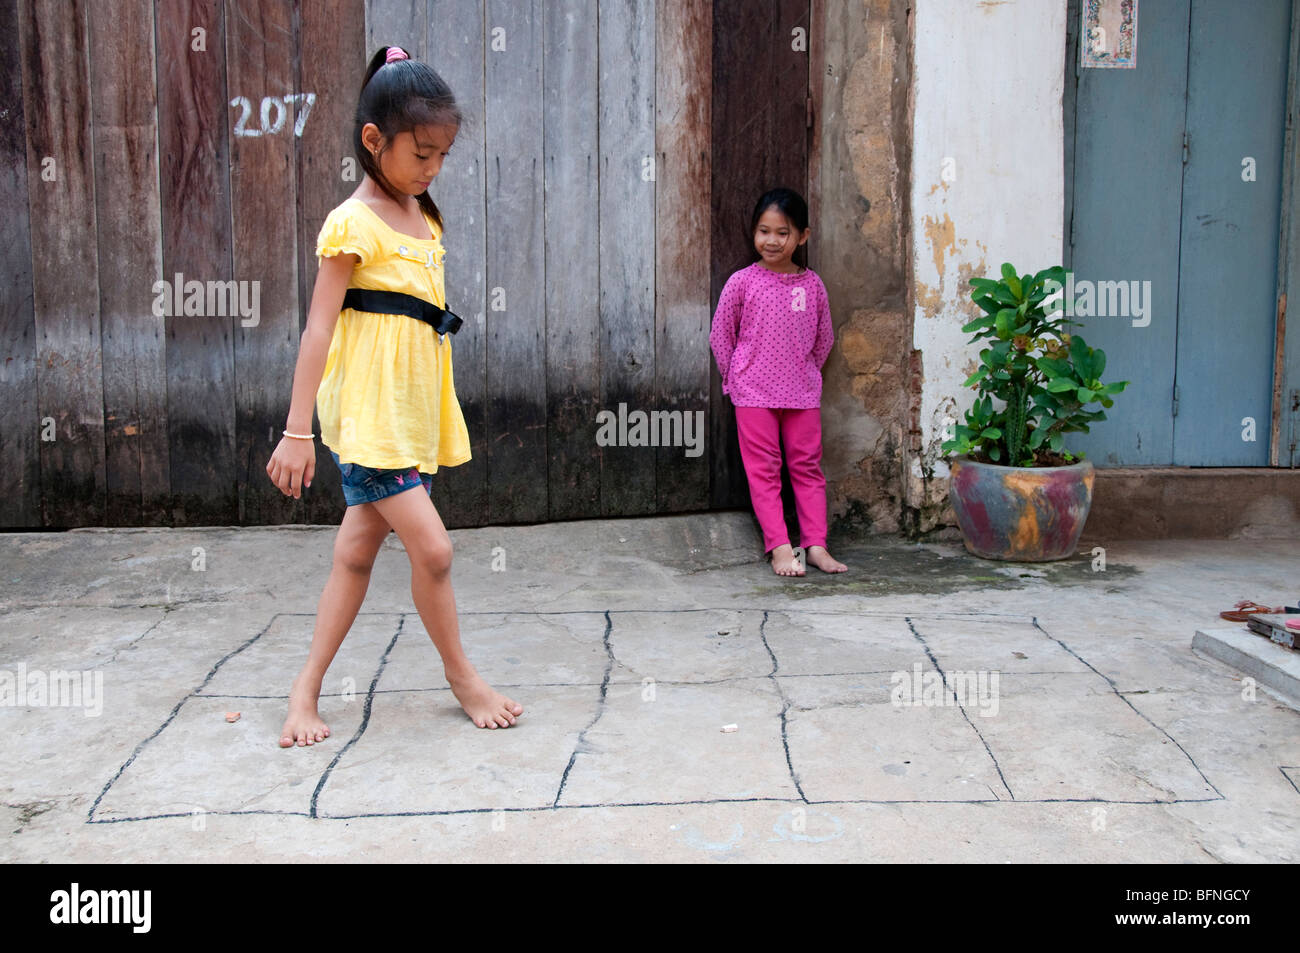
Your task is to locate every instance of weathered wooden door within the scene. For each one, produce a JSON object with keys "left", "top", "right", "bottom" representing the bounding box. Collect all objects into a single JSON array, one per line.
[
  {"left": 1, "top": 0, "right": 821, "bottom": 528},
  {"left": 1067, "top": 0, "right": 1293, "bottom": 466},
  {"left": 709, "top": 0, "right": 813, "bottom": 508}
]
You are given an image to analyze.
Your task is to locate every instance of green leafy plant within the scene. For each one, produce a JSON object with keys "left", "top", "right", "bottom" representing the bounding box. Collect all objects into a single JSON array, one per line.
[{"left": 941, "top": 263, "right": 1128, "bottom": 466}]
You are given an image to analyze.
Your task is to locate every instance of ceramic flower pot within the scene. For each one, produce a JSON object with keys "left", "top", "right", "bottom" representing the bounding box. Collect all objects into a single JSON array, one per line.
[{"left": 947, "top": 455, "right": 1095, "bottom": 562}]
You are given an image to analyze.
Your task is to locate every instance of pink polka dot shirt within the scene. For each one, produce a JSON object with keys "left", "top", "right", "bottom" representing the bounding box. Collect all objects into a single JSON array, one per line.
[{"left": 709, "top": 262, "right": 835, "bottom": 408}]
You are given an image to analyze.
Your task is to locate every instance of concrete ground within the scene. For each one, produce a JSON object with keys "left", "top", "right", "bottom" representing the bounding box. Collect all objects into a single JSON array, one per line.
[{"left": 1, "top": 513, "right": 1297, "bottom": 863}]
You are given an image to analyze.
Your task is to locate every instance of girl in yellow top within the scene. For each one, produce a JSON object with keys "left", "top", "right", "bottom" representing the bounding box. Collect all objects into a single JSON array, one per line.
[{"left": 266, "top": 46, "right": 522, "bottom": 744}]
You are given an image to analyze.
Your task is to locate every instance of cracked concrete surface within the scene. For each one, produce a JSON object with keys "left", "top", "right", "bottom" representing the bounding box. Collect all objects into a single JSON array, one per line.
[{"left": 0, "top": 513, "right": 1297, "bottom": 862}]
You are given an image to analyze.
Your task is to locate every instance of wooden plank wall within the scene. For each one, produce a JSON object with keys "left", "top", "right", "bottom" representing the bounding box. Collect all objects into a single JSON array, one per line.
[
  {"left": 656, "top": 0, "right": 711, "bottom": 512},
  {"left": 543, "top": 0, "right": 601, "bottom": 520},
  {"left": 599, "top": 0, "right": 657, "bottom": 517},
  {"left": 0, "top": 0, "right": 38, "bottom": 527},
  {"left": 156, "top": 0, "right": 235, "bottom": 526},
  {"left": 0, "top": 0, "right": 779, "bottom": 529},
  {"left": 484, "top": 0, "right": 547, "bottom": 523},
  {"left": 91, "top": 0, "right": 168, "bottom": 526},
  {"left": 425, "top": 0, "right": 488, "bottom": 526},
  {"left": 21, "top": 0, "right": 105, "bottom": 527},
  {"left": 298, "top": 0, "right": 367, "bottom": 525},
  {"left": 229, "top": 0, "right": 300, "bottom": 524}
]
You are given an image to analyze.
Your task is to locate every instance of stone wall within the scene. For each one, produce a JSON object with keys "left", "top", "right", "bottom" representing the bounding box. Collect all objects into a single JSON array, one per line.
[{"left": 812, "top": 0, "right": 914, "bottom": 535}]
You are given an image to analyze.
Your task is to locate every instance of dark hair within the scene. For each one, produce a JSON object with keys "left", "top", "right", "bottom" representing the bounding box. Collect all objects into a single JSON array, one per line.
[
  {"left": 748, "top": 187, "right": 810, "bottom": 267},
  {"left": 356, "top": 46, "right": 463, "bottom": 233}
]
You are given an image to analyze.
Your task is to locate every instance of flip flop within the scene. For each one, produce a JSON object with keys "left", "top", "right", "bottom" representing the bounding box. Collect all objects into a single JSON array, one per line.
[{"left": 1220, "top": 600, "right": 1285, "bottom": 622}]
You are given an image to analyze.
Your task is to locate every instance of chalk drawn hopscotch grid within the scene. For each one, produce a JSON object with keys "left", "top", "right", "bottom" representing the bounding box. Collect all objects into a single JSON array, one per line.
[{"left": 87, "top": 609, "right": 1222, "bottom": 823}]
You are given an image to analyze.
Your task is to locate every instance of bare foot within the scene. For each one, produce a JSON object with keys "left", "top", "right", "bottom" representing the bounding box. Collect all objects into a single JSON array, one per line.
[
  {"left": 447, "top": 669, "right": 523, "bottom": 729},
  {"left": 279, "top": 673, "right": 331, "bottom": 748},
  {"left": 770, "top": 543, "right": 805, "bottom": 577},
  {"left": 805, "top": 545, "right": 848, "bottom": 573}
]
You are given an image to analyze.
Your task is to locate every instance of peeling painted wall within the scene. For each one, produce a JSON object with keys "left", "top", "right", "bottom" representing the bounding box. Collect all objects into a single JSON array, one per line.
[{"left": 906, "top": 0, "right": 1066, "bottom": 528}]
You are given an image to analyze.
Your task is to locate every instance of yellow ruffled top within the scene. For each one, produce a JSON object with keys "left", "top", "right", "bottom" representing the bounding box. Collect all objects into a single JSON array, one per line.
[{"left": 314, "top": 197, "right": 471, "bottom": 473}]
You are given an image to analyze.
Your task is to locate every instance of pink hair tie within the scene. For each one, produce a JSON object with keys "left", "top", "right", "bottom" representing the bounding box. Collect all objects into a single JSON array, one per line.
[{"left": 385, "top": 47, "right": 408, "bottom": 64}]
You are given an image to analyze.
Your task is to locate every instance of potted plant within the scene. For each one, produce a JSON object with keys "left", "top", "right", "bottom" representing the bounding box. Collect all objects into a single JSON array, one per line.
[{"left": 940, "top": 263, "right": 1128, "bottom": 561}]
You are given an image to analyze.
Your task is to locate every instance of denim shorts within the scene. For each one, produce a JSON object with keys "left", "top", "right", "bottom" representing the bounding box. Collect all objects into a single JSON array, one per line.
[{"left": 330, "top": 450, "right": 433, "bottom": 507}]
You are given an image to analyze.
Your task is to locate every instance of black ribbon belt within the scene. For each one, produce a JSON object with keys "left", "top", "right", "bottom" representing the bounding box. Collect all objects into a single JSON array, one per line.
[{"left": 342, "top": 288, "right": 463, "bottom": 335}]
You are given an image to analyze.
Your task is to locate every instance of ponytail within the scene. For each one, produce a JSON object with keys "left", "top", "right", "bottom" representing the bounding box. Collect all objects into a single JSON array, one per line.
[{"left": 355, "top": 45, "right": 463, "bottom": 233}]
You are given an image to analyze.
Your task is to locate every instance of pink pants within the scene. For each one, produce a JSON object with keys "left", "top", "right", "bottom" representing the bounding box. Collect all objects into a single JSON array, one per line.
[{"left": 735, "top": 406, "right": 828, "bottom": 553}]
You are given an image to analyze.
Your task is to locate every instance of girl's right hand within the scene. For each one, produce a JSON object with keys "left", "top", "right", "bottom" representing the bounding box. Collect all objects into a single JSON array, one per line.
[{"left": 266, "top": 436, "right": 317, "bottom": 499}]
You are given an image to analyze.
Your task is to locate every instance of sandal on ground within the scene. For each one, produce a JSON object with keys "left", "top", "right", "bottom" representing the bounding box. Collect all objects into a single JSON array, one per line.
[{"left": 1219, "top": 600, "right": 1286, "bottom": 622}]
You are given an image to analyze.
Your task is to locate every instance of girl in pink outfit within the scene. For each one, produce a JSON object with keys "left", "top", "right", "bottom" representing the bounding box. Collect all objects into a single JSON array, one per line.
[{"left": 710, "top": 188, "right": 847, "bottom": 577}]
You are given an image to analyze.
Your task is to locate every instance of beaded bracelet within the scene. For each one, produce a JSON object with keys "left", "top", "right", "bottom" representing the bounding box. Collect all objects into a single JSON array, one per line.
[{"left": 282, "top": 430, "right": 315, "bottom": 440}]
